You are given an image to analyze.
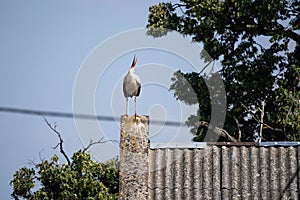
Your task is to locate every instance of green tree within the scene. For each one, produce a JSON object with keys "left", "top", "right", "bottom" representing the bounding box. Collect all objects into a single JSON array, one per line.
[
  {"left": 147, "top": 0, "right": 300, "bottom": 141},
  {"left": 10, "top": 119, "right": 119, "bottom": 200},
  {"left": 10, "top": 152, "right": 119, "bottom": 200}
]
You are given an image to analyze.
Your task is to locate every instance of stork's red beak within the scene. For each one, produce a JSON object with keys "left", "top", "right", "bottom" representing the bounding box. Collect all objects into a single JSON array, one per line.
[{"left": 131, "top": 55, "right": 138, "bottom": 68}]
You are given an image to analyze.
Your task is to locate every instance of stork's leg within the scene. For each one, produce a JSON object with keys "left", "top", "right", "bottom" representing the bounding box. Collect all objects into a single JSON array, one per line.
[
  {"left": 125, "top": 97, "right": 128, "bottom": 116},
  {"left": 134, "top": 96, "right": 137, "bottom": 119}
]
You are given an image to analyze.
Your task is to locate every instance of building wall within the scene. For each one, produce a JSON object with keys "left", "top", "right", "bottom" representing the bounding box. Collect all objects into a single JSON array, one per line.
[{"left": 148, "top": 145, "right": 299, "bottom": 200}]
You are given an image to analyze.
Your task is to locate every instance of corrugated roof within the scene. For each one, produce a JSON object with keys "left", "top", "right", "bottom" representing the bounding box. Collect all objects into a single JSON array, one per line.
[
  {"left": 148, "top": 146, "right": 300, "bottom": 199},
  {"left": 150, "top": 142, "right": 206, "bottom": 149}
]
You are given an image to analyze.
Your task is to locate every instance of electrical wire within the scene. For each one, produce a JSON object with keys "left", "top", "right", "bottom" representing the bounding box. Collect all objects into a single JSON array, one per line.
[{"left": 0, "top": 107, "right": 186, "bottom": 127}]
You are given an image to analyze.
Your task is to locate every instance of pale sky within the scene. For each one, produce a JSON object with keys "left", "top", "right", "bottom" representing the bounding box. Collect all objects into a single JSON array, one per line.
[
  {"left": 0, "top": 1, "right": 218, "bottom": 198},
  {"left": 1, "top": 1, "right": 294, "bottom": 198}
]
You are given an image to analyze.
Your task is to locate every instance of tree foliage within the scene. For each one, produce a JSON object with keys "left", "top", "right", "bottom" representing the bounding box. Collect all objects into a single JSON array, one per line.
[
  {"left": 10, "top": 118, "right": 119, "bottom": 199},
  {"left": 148, "top": 0, "right": 300, "bottom": 141},
  {"left": 10, "top": 151, "right": 119, "bottom": 200}
]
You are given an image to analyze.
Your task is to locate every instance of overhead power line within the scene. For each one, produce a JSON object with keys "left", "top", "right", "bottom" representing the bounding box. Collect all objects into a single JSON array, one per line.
[{"left": 0, "top": 107, "right": 186, "bottom": 127}]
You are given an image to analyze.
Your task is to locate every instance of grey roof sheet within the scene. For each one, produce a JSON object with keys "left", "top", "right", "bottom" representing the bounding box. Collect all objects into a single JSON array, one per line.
[{"left": 148, "top": 146, "right": 299, "bottom": 200}]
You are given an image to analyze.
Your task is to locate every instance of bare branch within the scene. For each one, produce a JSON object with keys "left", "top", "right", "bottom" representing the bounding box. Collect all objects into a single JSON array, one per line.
[
  {"left": 241, "top": 102, "right": 282, "bottom": 133},
  {"left": 241, "top": 103, "right": 260, "bottom": 122},
  {"left": 262, "top": 124, "right": 283, "bottom": 132},
  {"left": 233, "top": 116, "right": 241, "bottom": 142},
  {"left": 39, "top": 149, "right": 45, "bottom": 162},
  {"left": 283, "top": 98, "right": 295, "bottom": 134},
  {"left": 42, "top": 116, "right": 71, "bottom": 165},
  {"left": 199, "top": 59, "right": 214, "bottom": 75},
  {"left": 53, "top": 143, "right": 60, "bottom": 150},
  {"left": 26, "top": 150, "right": 45, "bottom": 166},
  {"left": 172, "top": 3, "right": 186, "bottom": 9},
  {"left": 172, "top": 3, "right": 187, "bottom": 14},
  {"left": 195, "top": 121, "right": 238, "bottom": 142},
  {"left": 83, "top": 137, "right": 119, "bottom": 152},
  {"left": 26, "top": 159, "right": 37, "bottom": 166},
  {"left": 259, "top": 101, "right": 265, "bottom": 139}
]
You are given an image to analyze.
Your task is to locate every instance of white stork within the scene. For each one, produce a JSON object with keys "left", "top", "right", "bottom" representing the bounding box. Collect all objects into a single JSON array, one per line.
[{"left": 123, "top": 55, "right": 141, "bottom": 117}]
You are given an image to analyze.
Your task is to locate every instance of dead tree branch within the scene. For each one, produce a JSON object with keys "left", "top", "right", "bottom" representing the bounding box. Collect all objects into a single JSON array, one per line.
[
  {"left": 259, "top": 101, "right": 265, "bottom": 139},
  {"left": 241, "top": 103, "right": 260, "bottom": 122},
  {"left": 83, "top": 138, "right": 118, "bottom": 152},
  {"left": 195, "top": 121, "right": 238, "bottom": 142},
  {"left": 241, "top": 102, "right": 282, "bottom": 133},
  {"left": 199, "top": 59, "right": 214, "bottom": 75},
  {"left": 172, "top": 3, "right": 186, "bottom": 13},
  {"left": 283, "top": 97, "right": 295, "bottom": 135},
  {"left": 233, "top": 116, "right": 241, "bottom": 142},
  {"left": 42, "top": 116, "right": 71, "bottom": 165}
]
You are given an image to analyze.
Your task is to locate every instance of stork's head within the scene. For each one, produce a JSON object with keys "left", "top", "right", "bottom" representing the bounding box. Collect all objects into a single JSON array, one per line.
[{"left": 131, "top": 55, "right": 138, "bottom": 69}]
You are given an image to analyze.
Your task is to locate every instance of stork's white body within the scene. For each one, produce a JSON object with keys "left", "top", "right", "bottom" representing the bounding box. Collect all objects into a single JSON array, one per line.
[
  {"left": 123, "top": 68, "right": 141, "bottom": 98},
  {"left": 123, "top": 55, "right": 141, "bottom": 117}
]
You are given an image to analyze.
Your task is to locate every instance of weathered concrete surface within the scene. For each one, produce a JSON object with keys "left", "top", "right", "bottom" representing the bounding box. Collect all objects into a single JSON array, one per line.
[{"left": 119, "top": 115, "right": 149, "bottom": 200}]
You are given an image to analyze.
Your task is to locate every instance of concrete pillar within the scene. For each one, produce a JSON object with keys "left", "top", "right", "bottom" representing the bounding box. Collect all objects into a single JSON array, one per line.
[{"left": 119, "top": 115, "right": 149, "bottom": 200}]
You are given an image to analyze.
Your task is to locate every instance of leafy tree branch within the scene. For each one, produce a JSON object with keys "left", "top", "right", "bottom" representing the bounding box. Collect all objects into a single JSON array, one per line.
[
  {"left": 148, "top": 0, "right": 300, "bottom": 141},
  {"left": 10, "top": 117, "right": 119, "bottom": 199}
]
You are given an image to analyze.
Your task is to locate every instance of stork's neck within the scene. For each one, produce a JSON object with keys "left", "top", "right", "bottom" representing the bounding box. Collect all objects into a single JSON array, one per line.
[{"left": 129, "top": 68, "right": 135, "bottom": 73}]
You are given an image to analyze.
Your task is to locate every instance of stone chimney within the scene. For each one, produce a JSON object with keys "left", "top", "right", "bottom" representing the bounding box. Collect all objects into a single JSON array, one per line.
[{"left": 119, "top": 115, "right": 149, "bottom": 200}]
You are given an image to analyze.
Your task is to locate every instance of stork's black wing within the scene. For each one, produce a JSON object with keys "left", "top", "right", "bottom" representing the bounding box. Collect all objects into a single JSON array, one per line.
[{"left": 135, "top": 80, "right": 141, "bottom": 97}]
